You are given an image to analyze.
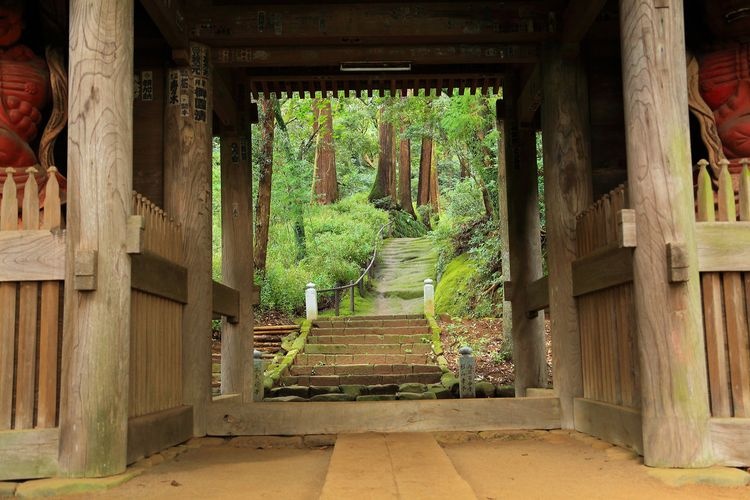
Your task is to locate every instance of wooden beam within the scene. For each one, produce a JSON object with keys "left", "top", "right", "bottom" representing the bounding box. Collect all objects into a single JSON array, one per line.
[
  {"left": 213, "top": 72, "right": 237, "bottom": 129},
  {"left": 192, "top": 3, "right": 553, "bottom": 46},
  {"left": 526, "top": 275, "right": 549, "bottom": 313},
  {"left": 517, "top": 65, "right": 541, "bottom": 125},
  {"left": 126, "top": 405, "right": 193, "bottom": 464},
  {"left": 212, "top": 280, "right": 240, "bottom": 324},
  {"left": 0, "top": 230, "right": 65, "bottom": 281},
  {"left": 131, "top": 252, "right": 188, "bottom": 303},
  {"left": 560, "top": 0, "right": 608, "bottom": 53},
  {"left": 619, "top": 0, "right": 711, "bottom": 467},
  {"left": 696, "top": 222, "right": 750, "bottom": 271},
  {"left": 541, "top": 45, "right": 592, "bottom": 430},
  {"left": 59, "top": 0, "right": 133, "bottom": 478},
  {"left": 710, "top": 418, "right": 750, "bottom": 467},
  {"left": 214, "top": 44, "right": 538, "bottom": 68},
  {"left": 207, "top": 398, "right": 561, "bottom": 436},
  {"left": 574, "top": 398, "right": 643, "bottom": 455},
  {"left": 572, "top": 247, "right": 633, "bottom": 297},
  {"left": 0, "top": 428, "right": 59, "bottom": 480},
  {"left": 139, "top": 0, "right": 188, "bottom": 50}
]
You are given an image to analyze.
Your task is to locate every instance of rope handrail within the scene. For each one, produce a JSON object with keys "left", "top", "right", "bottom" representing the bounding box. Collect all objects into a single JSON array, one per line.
[{"left": 318, "top": 221, "right": 392, "bottom": 295}]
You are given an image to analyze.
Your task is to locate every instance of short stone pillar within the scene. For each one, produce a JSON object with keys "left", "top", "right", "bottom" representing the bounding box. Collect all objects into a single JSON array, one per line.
[
  {"left": 305, "top": 282, "right": 318, "bottom": 320},
  {"left": 253, "top": 350, "right": 264, "bottom": 402},
  {"left": 423, "top": 278, "right": 435, "bottom": 316},
  {"left": 458, "top": 346, "right": 476, "bottom": 398}
]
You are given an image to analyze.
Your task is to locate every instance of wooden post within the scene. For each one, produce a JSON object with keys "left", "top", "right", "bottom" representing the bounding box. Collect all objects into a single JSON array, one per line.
[
  {"left": 619, "top": 0, "right": 711, "bottom": 467},
  {"left": 496, "top": 111, "right": 512, "bottom": 348},
  {"left": 164, "top": 44, "right": 213, "bottom": 436},
  {"left": 59, "top": 0, "right": 133, "bottom": 477},
  {"left": 503, "top": 79, "right": 547, "bottom": 396},
  {"left": 220, "top": 134, "right": 254, "bottom": 398},
  {"left": 541, "top": 46, "right": 592, "bottom": 429}
]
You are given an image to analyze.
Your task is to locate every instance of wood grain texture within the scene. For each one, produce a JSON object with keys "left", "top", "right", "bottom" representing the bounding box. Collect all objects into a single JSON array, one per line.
[
  {"left": 572, "top": 246, "right": 633, "bottom": 297},
  {"left": 126, "top": 406, "right": 193, "bottom": 465},
  {"left": 0, "top": 172, "right": 17, "bottom": 429},
  {"left": 0, "top": 231, "right": 65, "bottom": 281},
  {"left": 619, "top": 0, "right": 711, "bottom": 467},
  {"left": 526, "top": 275, "right": 549, "bottom": 312},
  {"left": 212, "top": 280, "right": 239, "bottom": 324},
  {"left": 503, "top": 78, "right": 547, "bottom": 397},
  {"left": 220, "top": 134, "right": 254, "bottom": 397},
  {"left": 164, "top": 44, "right": 213, "bottom": 437},
  {"left": 207, "top": 398, "right": 561, "bottom": 436},
  {"left": 59, "top": 0, "right": 133, "bottom": 477},
  {"left": 541, "top": 47, "right": 592, "bottom": 428},
  {"left": 0, "top": 428, "right": 59, "bottom": 481},
  {"left": 695, "top": 223, "right": 750, "bottom": 272},
  {"left": 574, "top": 398, "right": 643, "bottom": 454},
  {"left": 710, "top": 418, "right": 750, "bottom": 466},
  {"left": 131, "top": 252, "right": 188, "bottom": 303}
]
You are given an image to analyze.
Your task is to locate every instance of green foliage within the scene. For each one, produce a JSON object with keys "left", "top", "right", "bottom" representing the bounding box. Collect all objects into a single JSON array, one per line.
[
  {"left": 389, "top": 209, "right": 427, "bottom": 238},
  {"left": 434, "top": 254, "right": 478, "bottom": 317},
  {"left": 212, "top": 138, "right": 222, "bottom": 280}
]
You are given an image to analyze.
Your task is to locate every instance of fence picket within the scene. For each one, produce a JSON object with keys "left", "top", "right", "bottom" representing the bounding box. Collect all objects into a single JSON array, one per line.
[{"left": 0, "top": 169, "right": 18, "bottom": 428}]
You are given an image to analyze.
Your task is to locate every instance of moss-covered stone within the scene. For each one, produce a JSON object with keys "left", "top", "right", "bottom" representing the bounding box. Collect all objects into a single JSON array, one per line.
[
  {"left": 428, "top": 386, "right": 454, "bottom": 399},
  {"left": 340, "top": 384, "right": 369, "bottom": 397},
  {"left": 496, "top": 385, "right": 515, "bottom": 398},
  {"left": 270, "top": 385, "right": 310, "bottom": 398},
  {"left": 397, "top": 392, "right": 437, "bottom": 400},
  {"left": 398, "top": 382, "right": 427, "bottom": 393},
  {"left": 263, "top": 396, "right": 308, "bottom": 402},
  {"left": 475, "top": 381, "right": 496, "bottom": 398},
  {"left": 356, "top": 394, "right": 397, "bottom": 401},
  {"left": 368, "top": 384, "right": 399, "bottom": 395},
  {"left": 310, "top": 393, "right": 356, "bottom": 402},
  {"left": 308, "top": 385, "right": 342, "bottom": 396},
  {"left": 434, "top": 254, "right": 478, "bottom": 316}
]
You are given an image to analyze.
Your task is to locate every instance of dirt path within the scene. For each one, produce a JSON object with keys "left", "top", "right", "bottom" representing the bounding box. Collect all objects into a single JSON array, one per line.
[{"left": 366, "top": 237, "right": 436, "bottom": 316}]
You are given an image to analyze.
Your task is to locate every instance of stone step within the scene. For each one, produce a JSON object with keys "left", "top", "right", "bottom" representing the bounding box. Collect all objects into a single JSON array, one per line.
[
  {"left": 281, "top": 372, "right": 442, "bottom": 386},
  {"left": 313, "top": 319, "right": 427, "bottom": 329},
  {"left": 295, "top": 352, "right": 432, "bottom": 365},
  {"left": 289, "top": 363, "right": 442, "bottom": 376},
  {"left": 312, "top": 326, "right": 430, "bottom": 336},
  {"left": 304, "top": 343, "right": 431, "bottom": 355},
  {"left": 320, "top": 314, "right": 424, "bottom": 321},
  {"left": 307, "top": 334, "right": 429, "bottom": 345}
]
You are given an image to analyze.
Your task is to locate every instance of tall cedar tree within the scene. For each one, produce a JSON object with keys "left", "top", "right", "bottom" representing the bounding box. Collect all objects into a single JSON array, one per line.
[
  {"left": 429, "top": 141, "right": 440, "bottom": 211},
  {"left": 368, "top": 105, "right": 397, "bottom": 202},
  {"left": 254, "top": 96, "right": 276, "bottom": 273},
  {"left": 398, "top": 129, "right": 416, "bottom": 217},
  {"left": 417, "top": 136, "right": 433, "bottom": 206},
  {"left": 312, "top": 98, "right": 338, "bottom": 204}
]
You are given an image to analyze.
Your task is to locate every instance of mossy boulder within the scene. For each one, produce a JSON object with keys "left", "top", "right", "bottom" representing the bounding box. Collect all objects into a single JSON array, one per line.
[
  {"left": 264, "top": 396, "right": 308, "bottom": 402},
  {"left": 496, "top": 385, "right": 515, "bottom": 398},
  {"left": 310, "top": 393, "right": 355, "bottom": 402},
  {"left": 399, "top": 383, "right": 427, "bottom": 393},
  {"left": 270, "top": 385, "right": 309, "bottom": 398},
  {"left": 397, "top": 392, "right": 437, "bottom": 400},
  {"left": 434, "top": 254, "right": 478, "bottom": 316},
  {"left": 309, "top": 385, "right": 342, "bottom": 396},
  {"left": 340, "top": 384, "right": 369, "bottom": 397},
  {"left": 428, "top": 386, "right": 454, "bottom": 399},
  {"left": 475, "top": 381, "right": 496, "bottom": 398},
  {"left": 368, "top": 384, "right": 399, "bottom": 395},
  {"left": 357, "top": 394, "right": 397, "bottom": 401}
]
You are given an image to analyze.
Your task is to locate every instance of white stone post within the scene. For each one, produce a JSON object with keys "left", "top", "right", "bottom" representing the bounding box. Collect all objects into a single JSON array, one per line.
[
  {"left": 423, "top": 278, "right": 435, "bottom": 316},
  {"left": 458, "top": 346, "right": 476, "bottom": 398},
  {"left": 305, "top": 282, "right": 318, "bottom": 320}
]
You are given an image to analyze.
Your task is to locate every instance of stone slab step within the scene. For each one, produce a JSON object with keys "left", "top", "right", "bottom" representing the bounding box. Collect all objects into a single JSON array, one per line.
[
  {"left": 304, "top": 343, "right": 431, "bottom": 355},
  {"left": 307, "top": 334, "right": 429, "bottom": 345},
  {"left": 289, "top": 363, "right": 442, "bottom": 376},
  {"left": 312, "top": 326, "right": 430, "bottom": 336},
  {"left": 295, "top": 353, "right": 432, "bottom": 365},
  {"left": 320, "top": 314, "right": 424, "bottom": 321},
  {"left": 314, "top": 318, "right": 427, "bottom": 329},
  {"left": 281, "top": 373, "right": 442, "bottom": 386},
  {"left": 320, "top": 433, "right": 476, "bottom": 499}
]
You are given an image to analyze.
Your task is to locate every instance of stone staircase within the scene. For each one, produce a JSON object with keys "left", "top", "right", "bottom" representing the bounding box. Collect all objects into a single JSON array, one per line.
[{"left": 281, "top": 314, "right": 442, "bottom": 386}]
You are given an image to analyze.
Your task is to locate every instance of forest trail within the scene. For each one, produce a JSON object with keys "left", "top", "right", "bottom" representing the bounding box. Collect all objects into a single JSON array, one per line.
[{"left": 366, "top": 237, "right": 437, "bottom": 316}]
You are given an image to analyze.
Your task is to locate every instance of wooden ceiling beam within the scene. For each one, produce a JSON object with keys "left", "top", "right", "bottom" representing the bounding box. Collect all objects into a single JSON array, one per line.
[
  {"left": 190, "top": 2, "right": 555, "bottom": 46},
  {"left": 517, "top": 65, "right": 542, "bottom": 126},
  {"left": 560, "top": 0, "right": 608, "bottom": 56},
  {"left": 213, "top": 71, "right": 238, "bottom": 129},
  {"left": 140, "top": 0, "right": 188, "bottom": 50}
]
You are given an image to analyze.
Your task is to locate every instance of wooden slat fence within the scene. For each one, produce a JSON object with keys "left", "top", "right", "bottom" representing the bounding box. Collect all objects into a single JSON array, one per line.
[
  {"left": 0, "top": 167, "right": 64, "bottom": 430},
  {"left": 574, "top": 185, "right": 640, "bottom": 409},
  {"left": 696, "top": 160, "right": 750, "bottom": 418},
  {"left": 129, "top": 193, "right": 184, "bottom": 418}
]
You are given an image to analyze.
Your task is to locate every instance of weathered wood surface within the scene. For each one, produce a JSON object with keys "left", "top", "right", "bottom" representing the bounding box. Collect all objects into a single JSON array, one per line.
[
  {"left": 0, "top": 170, "right": 17, "bottom": 429},
  {"left": 574, "top": 398, "right": 643, "bottom": 455},
  {"left": 164, "top": 43, "right": 214, "bottom": 437},
  {"left": 572, "top": 246, "right": 633, "bottom": 297},
  {"left": 212, "top": 280, "right": 240, "bottom": 323},
  {"left": 710, "top": 418, "right": 750, "bottom": 466},
  {"left": 208, "top": 398, "right": 561, "bottom": 436},
  {"left": 619, "top": 0, "right": 711, "bottom": 467},
  {"left": 526, "top": 275, "right": 549, "bottom": 313},
  {"left": 541, "top": 46, "right": 592, "bottom": 428},
  {"left": 695, "top": 223, "right": 750, "bottom": 272},
  {"left": 131, "top": 252, "right": 188, "bottom": 304},
  {"left": 59, "top": 0, "right": 133, "bottom": 477},
  {"left": 0, "top": 230, "right": 64, "bottom": 280},
  {"left": 0, "top": 428, "right": 59, "bottom": 481},
  {"left": 503, "top": 79, "right": 547, "bottom": 397},
  {"left": 126, "top": 406, "right": 193, "bottom": 465}
]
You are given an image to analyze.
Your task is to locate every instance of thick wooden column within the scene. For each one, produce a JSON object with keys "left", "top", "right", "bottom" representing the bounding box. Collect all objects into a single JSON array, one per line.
[
  {"left": 541, "top": 46, "right": 592, "bottom": 429},
  {"left": 220, "top": 134, "right": 254, "bottom": 398},
  {"left": 164, "top": 45, "right": 213, "bottom": 436},
  {"left": 496, "top": 115, "right": 512, "bottom": 345},
  {"left": 619, "top": 0, "right": 711, "bottom": 467},
  {"left": 503, "top": 80, "right": 547, "bottom": 396},
  {"left": 59, "top": 0, "right": 133, "bottom": 477}
]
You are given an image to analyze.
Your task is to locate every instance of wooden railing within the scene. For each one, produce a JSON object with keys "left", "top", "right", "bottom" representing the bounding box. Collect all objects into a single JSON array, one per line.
[
  {"left": 696, "top": 160, "right": 750, "bottom": 418},
  {"left": 573, "top": 184, "right": 640, "bottom": 409},
  {"left": 0, "top": 168, "right": 64, "bottom": 431}
]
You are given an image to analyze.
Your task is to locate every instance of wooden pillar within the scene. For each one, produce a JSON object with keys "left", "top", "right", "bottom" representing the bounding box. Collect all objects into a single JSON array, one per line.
[
  {"left": 164, "top": 44, "right": 213, "bottom": 436},
  {"left": 541, "top": 46, "right": 592, "bottom": 430},
  {"left": 59, "top": 0, "right": 133, "bottom": 477},
  {"left": 503, "top": 79, "right": 547, "bottom": 396},
  {"left": 220, "top": 133, "right": 254, "bottom": 398},
  {"left": 619, "top": 0, "right": 711, "bottom": 467},
  {"left": 496, "top": 113, "right": 512, "bottom": 345}
]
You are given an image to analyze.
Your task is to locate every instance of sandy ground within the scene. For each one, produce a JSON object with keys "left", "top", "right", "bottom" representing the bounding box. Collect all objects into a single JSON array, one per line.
[{"left": 58, "top": 431, "right": 750, "bottom": 499}]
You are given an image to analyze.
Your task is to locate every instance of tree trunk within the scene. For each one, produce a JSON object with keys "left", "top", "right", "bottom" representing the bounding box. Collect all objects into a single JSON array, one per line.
[
  {"left": 429, "top": 143, "right": 440, "bottom": 212},
  {"left": 459, "top": 155, "right": 470, "bottom": 179},
  {"left": 369, "top": 106, "right": 396, "bottom": 203},
  {"left": 254, "top": 96, "right": 275, "bottom": 274},
  {"left": 312, "top": 98, "right": 338, "bottom": 204},
  {"left": 398, "top": 133, "right": 416, "bottom": 218},
  {"left": 417, "top": 136, "right": 432, "bottom": 206}
]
